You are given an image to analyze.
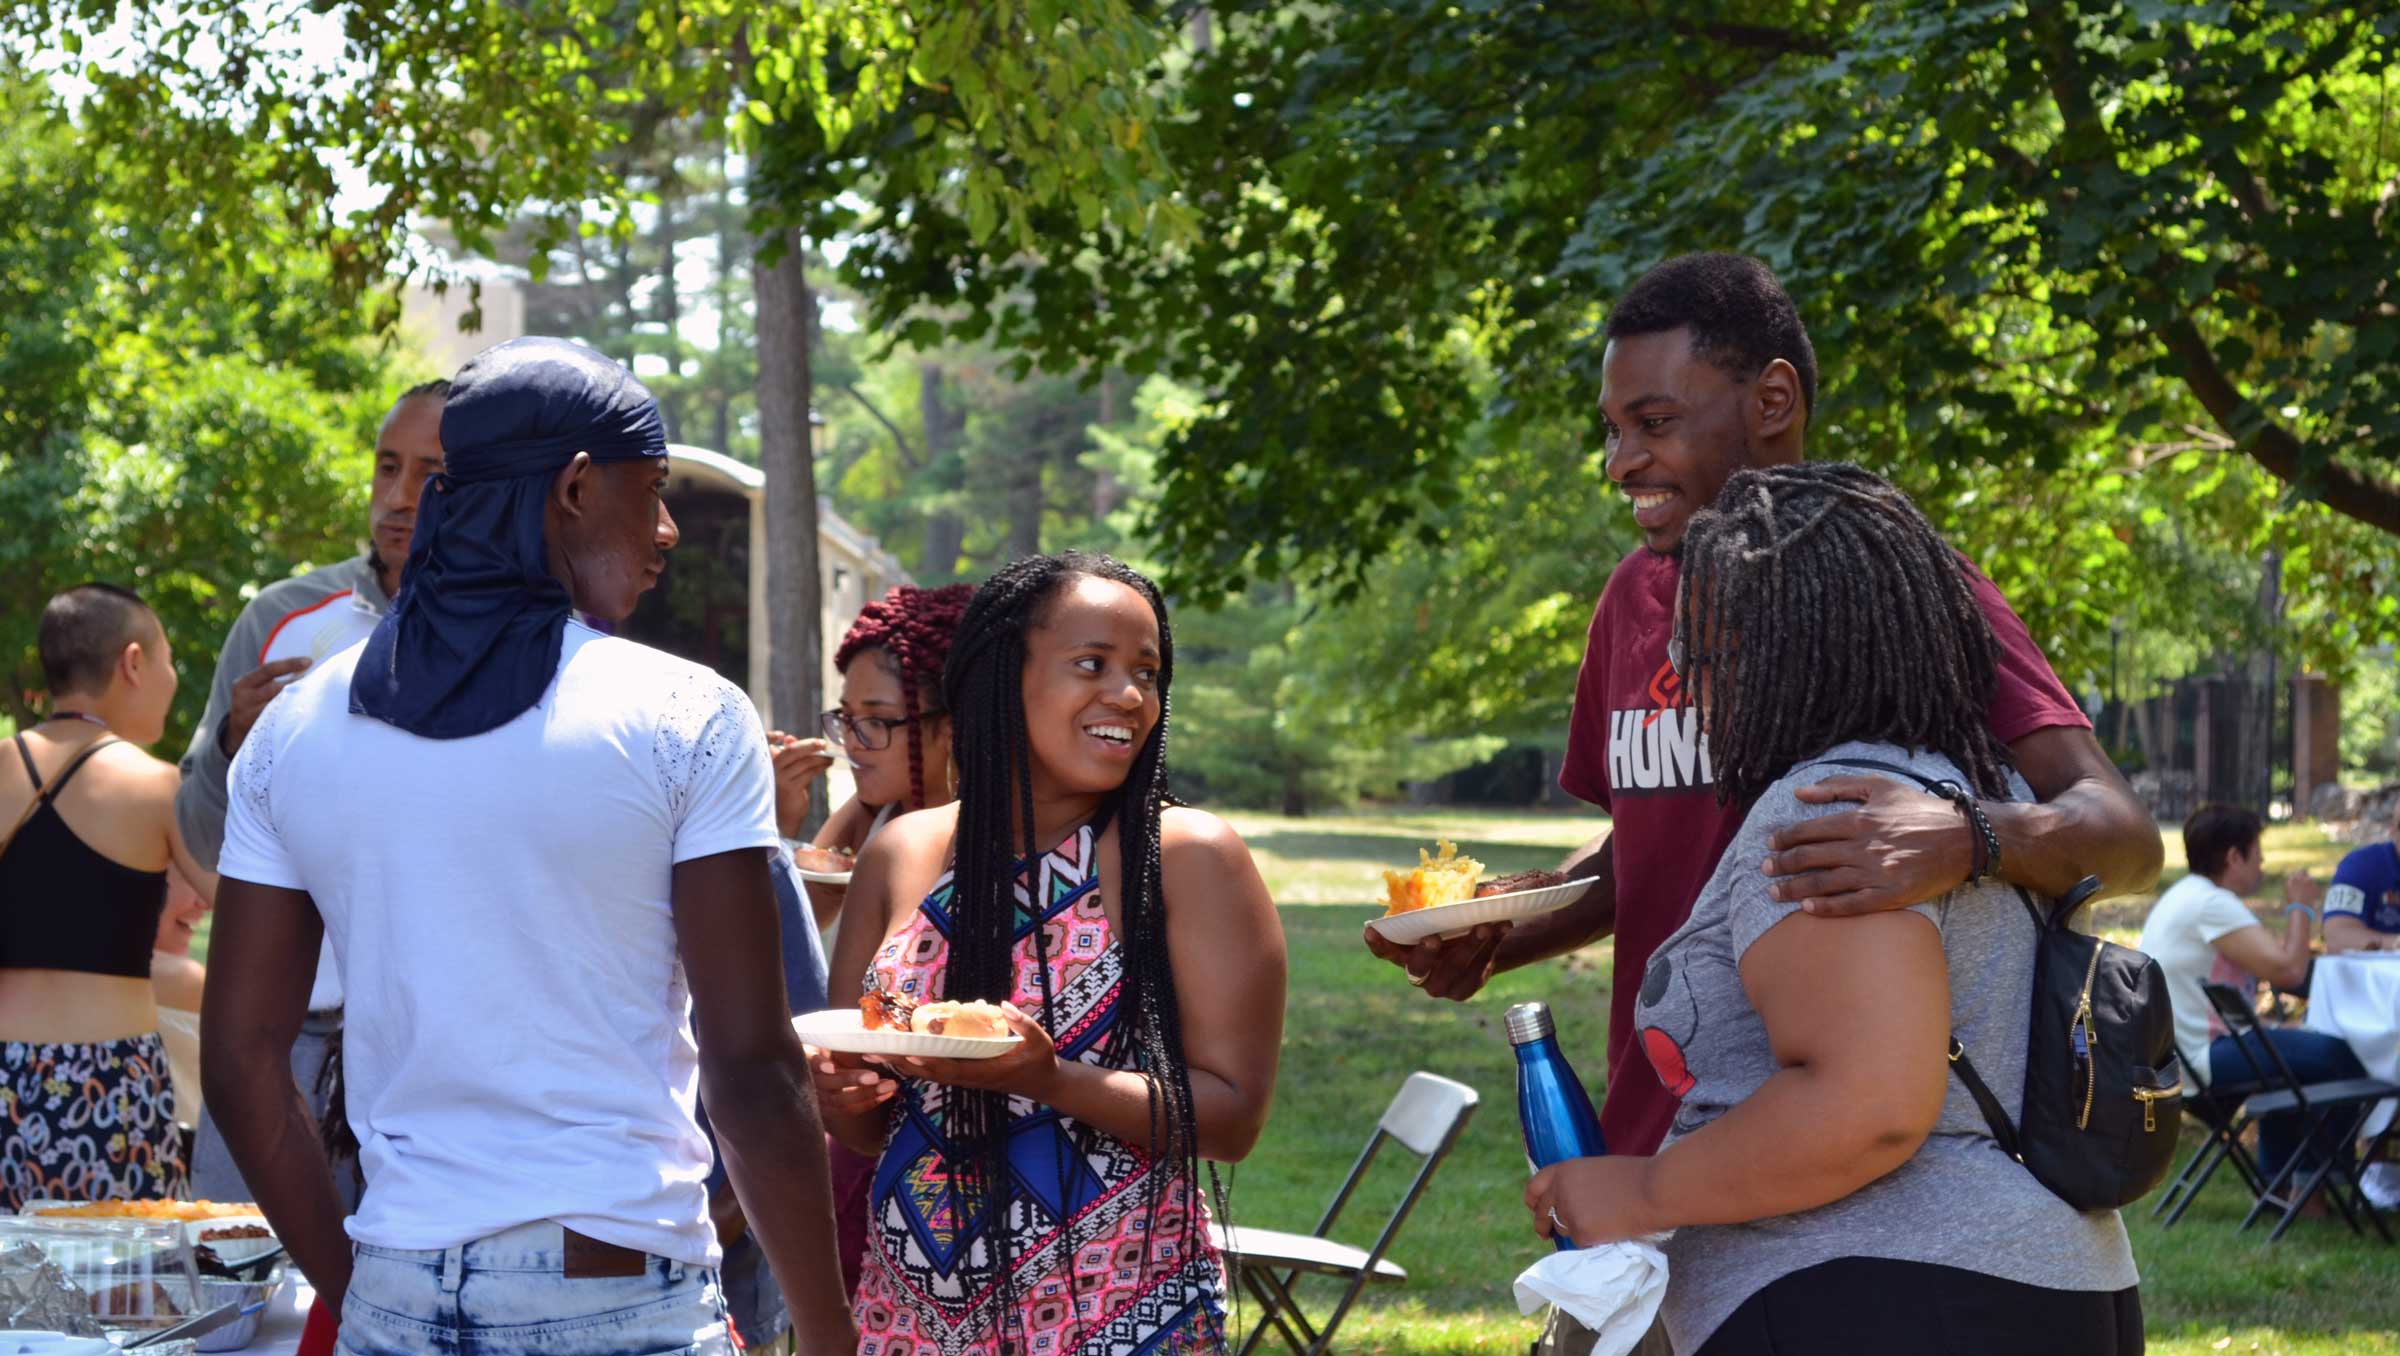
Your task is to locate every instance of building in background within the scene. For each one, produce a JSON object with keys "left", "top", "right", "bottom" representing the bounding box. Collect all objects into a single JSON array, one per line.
[
  {"left": 401, "top": 275, "right": 528, "bottom": 378},
  {"left": 618, "top": 444, "right": 910, "bottom": 730}
]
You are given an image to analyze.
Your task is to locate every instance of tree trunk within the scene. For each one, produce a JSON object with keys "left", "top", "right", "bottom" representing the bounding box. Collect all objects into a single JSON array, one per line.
[
  {"left": 1280, "top": 758, "right": 1306, "bottom": 817},
  {"left": 2127, "top": 698, "right": 2155, "bottom": 769},
  {"left": 654, "top": 186, "right": 682, "bottom": 441},
  {"left": 922, "top": 516, "right": 968, "bottom": 581},
  {"left": 757, "top": 226, "right": 824, "bottom": 831},
  {"left": 919, "top": 360, "right": 969, "bottom": 577},
  {"left": 1092, "top": 368, "right": 1124, "bottom": 519},
  {"left": 2156, "top": 692, "right": 2176, "bottom": 775},
  {"left": 712, "top": 145, "right": 736, "bottom": 455},
  {"left": 1007, "top": 457, "right": 1044, "bottom": 559}
]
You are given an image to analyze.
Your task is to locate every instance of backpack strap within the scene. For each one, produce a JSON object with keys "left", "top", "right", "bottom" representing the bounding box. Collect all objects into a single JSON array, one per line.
[
  {"left": 1946, "top": 1038, "right": 2025, "bottom": 1164},
  {"left": 1808, "top": 755, "right": 2031, "bottom": 1153}
]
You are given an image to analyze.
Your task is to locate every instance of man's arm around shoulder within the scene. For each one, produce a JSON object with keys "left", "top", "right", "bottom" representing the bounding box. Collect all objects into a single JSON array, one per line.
[{"left": 1761, "top": 725, "right": 2162, "bottom": 915}]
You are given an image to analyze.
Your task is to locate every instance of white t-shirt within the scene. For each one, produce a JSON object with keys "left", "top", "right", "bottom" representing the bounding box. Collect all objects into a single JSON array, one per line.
[
  {"left": 2136, "top": 873, "right": 2264, "bottom": 1087},
  {"left": 219, "top": 622, "right": 779, "bottom": 1264},
  {"left": 256, "top": 587, "right": 382, "bottom": 1012}
]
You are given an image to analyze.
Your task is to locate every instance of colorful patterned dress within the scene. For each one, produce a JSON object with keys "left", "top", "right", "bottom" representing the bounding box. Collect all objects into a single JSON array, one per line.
[{"left": 853, "top": 820, "right": 1227, "bottom": 1356}]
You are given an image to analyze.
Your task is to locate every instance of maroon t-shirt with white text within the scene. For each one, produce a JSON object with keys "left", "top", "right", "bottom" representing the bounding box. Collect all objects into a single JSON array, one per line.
[{"left": 1557, "top": 546, "right": 2091, "bottom": 1156}]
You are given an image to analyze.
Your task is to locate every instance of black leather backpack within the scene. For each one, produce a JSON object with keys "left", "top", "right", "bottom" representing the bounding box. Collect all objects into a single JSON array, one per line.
[{"left": 1820, "top": 758, "right": 2182, "bottom": 1212}]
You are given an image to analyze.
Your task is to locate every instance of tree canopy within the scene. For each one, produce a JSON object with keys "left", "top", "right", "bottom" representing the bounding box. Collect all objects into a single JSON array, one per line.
[
  {"left": 11, "top": 0, "right": 2398, "bottom": 789},
  {"left": 823, "top": 1, "right": 2400, "bottom": 689},
  {"left": 0, "top": 70, "right": 393, "bottom": 746}
]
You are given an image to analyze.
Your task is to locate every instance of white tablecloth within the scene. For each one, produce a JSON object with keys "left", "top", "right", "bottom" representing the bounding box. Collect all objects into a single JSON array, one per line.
[{"left": 2304, "top": 952, "right": 2400, "bottom": 1138}]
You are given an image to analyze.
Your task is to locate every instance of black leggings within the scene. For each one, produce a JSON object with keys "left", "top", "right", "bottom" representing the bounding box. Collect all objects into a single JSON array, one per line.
[{"left": 1698, "top": 1257, "right": 2143, "bottom": 1356}]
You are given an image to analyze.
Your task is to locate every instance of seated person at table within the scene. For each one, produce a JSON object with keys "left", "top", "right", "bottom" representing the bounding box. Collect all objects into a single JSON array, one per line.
[
  {"left": 1528, "top": 465, "right": 2139, "bottom": 1356},
  {"left": 2325, "top": 799, "right": 2400, "bottom": 954},
  {"left": 2143, "top": 804, "right": 2369, "bottom": 1182},
  {"left": 1, "top": 583, "right": 215, "bottom": 1209}
]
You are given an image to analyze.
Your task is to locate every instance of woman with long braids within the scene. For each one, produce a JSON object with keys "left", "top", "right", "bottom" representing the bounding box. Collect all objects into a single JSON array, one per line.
[
  {"left": 817, "top": 551, "right": 1286, "bottom": 1356},
  {"left": 1526, "top": 464, "right": 2140, "bottom": 1355}
]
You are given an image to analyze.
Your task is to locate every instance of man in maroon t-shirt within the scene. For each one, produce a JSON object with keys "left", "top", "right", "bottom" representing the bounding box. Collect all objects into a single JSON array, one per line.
[{"left": 1365, "top": 253, "right": 2163, "bottom": 1160}]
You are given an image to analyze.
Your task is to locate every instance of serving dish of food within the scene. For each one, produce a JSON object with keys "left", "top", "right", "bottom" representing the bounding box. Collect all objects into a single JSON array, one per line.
[
  {"left": 1366, "top": 840, "right": 1598, "bottom": 946},
  {"left": 17, "top": 1207, "right": 277, "bottom": 1274},
  {"left": 0, "top": 1214, "right": 196, "bottom": 1343}
]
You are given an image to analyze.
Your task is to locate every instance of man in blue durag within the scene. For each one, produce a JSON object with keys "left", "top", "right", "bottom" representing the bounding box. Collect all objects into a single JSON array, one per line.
[{"left": 203, "top": 337, "right": 857, "bottom": 1355}]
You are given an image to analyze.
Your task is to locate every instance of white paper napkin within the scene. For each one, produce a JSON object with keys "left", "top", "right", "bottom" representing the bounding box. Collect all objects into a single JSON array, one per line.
[{"left": 1512, "top": 1237, "right": 1672, "bottom": 1356}]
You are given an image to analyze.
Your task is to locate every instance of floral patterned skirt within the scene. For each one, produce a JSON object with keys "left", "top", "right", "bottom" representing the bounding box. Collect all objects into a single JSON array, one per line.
[{"left": 1, "top": 1032, "right": 185, "bottom": 1210}]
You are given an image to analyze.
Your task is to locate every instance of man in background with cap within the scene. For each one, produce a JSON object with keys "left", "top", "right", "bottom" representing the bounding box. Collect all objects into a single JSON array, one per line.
[{"left": 203, "top": 338, "right": 853, "bottom": 1354}]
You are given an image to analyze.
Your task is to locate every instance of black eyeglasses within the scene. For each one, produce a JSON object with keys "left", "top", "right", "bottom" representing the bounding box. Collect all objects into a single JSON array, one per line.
[{"left": 819, "top": 708, "right": 941, "bottom": 752}]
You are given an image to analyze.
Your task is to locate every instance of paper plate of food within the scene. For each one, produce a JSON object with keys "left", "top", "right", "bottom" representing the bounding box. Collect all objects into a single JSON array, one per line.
[
  {"left": 795, "top": 992, "right": 1023, "bottom": 1060},
  {"left": 788, "top": 845, "right": 856, "bottom": 885},
  {"left": 1367, "top": 841, "right": 1597, "bottom": 947}
]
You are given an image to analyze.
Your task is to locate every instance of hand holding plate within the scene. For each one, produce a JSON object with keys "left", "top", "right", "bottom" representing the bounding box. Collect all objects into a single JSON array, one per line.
[{"left": 891, "top": 1002, "right": 1058, "bottom": 1098}]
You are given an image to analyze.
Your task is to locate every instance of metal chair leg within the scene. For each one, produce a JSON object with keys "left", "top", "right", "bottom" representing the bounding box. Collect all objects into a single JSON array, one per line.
[
  {"left": 1237, "top": 1266, "right": 1308, "bottom": 1356},
  {"left": 1256, "top": 1270, "right": 1323, "bottom": 1353},
  {"left": 2158, "top": 1132, "right": 2229, "bottom": 1225}
]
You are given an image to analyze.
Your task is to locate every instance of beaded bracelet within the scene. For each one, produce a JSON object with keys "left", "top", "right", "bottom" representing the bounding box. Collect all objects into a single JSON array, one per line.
[{"left": 1931, "top": 780, "right": 2003, "bottom": 885}]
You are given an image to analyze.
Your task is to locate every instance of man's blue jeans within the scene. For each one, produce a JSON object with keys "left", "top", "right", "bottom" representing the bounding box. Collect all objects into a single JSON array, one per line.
[
  {"left": 337, "top": 1221, "right": 731, "bottom": 1356},
  {"left": 2209, "top": 1028, "right": 2370, "bottom": 1183}
]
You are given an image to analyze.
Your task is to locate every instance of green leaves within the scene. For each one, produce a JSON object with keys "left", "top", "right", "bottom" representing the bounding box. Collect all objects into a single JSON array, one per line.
[{"left": 887, "top": 1, "right": 2400, "bottom": 690}]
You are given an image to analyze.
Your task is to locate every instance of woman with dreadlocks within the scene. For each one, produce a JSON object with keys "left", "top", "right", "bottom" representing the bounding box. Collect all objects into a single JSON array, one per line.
[
  {"left": 817, "top": 550, "right": 1286, "bottom": 1356},
  {"left": 1526, "top": 465, "right": 2140, "bottom": 1356}
]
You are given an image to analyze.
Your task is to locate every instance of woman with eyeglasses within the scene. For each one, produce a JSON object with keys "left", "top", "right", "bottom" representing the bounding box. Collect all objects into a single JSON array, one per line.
[
  {"left": 724, "top": 582, "right": 978, "bottom": 1341},
  {"left": 769, "top": 583, "right": 980, "bottom": 930}
]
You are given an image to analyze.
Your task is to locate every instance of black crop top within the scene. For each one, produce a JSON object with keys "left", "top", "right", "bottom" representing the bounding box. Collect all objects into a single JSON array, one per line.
[{"left": 0, "top": 735, "right": 166, "bottom": 979}]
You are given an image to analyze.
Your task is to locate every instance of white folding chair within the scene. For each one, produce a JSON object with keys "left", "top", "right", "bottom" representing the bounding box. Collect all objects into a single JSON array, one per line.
[{"left": 1210, "top": 1071, "right": 1479, "bottom": 1356}]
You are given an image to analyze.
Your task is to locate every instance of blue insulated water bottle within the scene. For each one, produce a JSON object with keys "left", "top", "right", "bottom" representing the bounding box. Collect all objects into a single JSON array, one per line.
[{"left": 1508, "top": 1001, "right": 1607, "bottom": 1251}]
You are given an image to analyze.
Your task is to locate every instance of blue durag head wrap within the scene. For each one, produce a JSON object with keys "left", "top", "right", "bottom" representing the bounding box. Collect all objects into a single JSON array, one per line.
[{"left": 349, "top": 337, "right": 668, "bottom": 739}]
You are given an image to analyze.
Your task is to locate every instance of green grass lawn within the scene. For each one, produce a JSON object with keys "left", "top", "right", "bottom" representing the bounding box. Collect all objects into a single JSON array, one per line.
[{"left": 1226, "top": 806, "right": 2400, "bottom": 1354}]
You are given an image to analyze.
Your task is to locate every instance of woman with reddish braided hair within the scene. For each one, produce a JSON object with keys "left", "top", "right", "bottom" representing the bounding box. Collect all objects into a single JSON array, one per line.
[
  {"left": 756, "top": 582, "right": 977, "bottom": 1313},
  {"left": 831, "top": 583, "right": 976, "bottom": 816},
  {"left": 774, "top": 583, "right": 978, "bottom": 932}
]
